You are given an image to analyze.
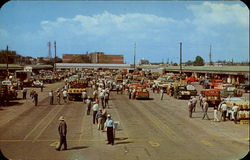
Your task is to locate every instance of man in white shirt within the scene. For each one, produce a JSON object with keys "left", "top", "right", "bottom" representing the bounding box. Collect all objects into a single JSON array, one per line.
[
  {"left": 92, "top": 102, "right": 99, "bottom": 124},
  {"left": 219, "top": 102, "right": 228, "bottom": 121},
  {"left": 62, "top": 90, "right": 68, "bottom": 103},
  {"left": 82, "top": 90, "right": 87, "bottom": 102},
  {"left": 232, "top": 103, "right": 239, "bottom": 124}
]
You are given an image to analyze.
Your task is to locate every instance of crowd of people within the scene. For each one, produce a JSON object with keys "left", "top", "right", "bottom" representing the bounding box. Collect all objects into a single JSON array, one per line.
[{"left": 187, "top": 95, "right": 240, "bottom": 124}]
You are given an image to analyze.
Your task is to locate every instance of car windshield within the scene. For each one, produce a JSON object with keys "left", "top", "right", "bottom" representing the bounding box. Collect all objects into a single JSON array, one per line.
[{"left": 178, "top": 86, "right": 186, "bottom": 90}]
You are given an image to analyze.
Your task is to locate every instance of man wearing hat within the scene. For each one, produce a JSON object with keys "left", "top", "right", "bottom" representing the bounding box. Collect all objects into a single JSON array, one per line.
[
  {"left": 56, "top": 116, "right": 67, "bottom": 151},
  {"left": 104, "top": 114, "right": 115, "bottom": 145}
]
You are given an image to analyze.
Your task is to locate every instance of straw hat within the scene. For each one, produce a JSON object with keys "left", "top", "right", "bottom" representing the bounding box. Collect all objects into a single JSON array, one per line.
[{"left": 59, "top": 116, "right": 65, "bottom": 121}]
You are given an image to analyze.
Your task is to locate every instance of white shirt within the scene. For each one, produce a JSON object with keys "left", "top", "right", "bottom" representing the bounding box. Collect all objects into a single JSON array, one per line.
[
  {"left": 92, "top": 104, "right": 99, "bottom": 111},
  {"left": 63, "top": 90, "right": 67, "bottom": 97},
  {"left": 232, "top": 105, "right": 239, "bottom": 112},
  {"left": 220, "top": 103, "right": 228, "bottom": 111}
]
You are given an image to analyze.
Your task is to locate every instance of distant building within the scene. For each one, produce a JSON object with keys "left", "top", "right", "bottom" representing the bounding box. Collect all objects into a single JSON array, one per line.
[
  {"left": 62, "top": 52, "right": 124, "bottom": 64},
  {"left": 139, "top": 59, "right": 150, "bottom": 65}
]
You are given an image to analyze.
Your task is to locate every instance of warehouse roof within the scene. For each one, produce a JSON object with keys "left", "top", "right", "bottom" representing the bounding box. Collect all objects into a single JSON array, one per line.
[
  {"left": 25, "top": 65, "right": 53, "bottom": 69},
  {"left": 164, "top": 66, "right": 249, "bottom": 74},
  {"left": 0, "top": 64, "right": 23, "bottom": 70}
]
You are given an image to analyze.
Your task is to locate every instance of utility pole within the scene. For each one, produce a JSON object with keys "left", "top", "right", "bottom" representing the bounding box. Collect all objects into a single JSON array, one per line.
[
  {"left": 134, "top": 43, "right": 136, "bottom": 69},
  {"left": 48, "top": 42, "right": 51, "bottom": 59},
  {"left": 180, "top": 42, "right": 182, "bottom": 76},
  {"left": 209, "top": 44, "right": 212, "bottom": 66},
  {"left": 6, "top": 45, "right": 9, "bottom": 78},
  {"left": 54, "top": 41, "right": 57, "bottom": 72}
]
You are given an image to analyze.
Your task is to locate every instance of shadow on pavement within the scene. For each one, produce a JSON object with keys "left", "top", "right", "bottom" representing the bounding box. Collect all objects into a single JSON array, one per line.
[
  {"left": 115, "top": 141, "right": 133, "bottom": 145},
  {"left": 67, "top": 146, "right": 89, "bottom": 150},
  {"left": 115, "top": 137, "right": 128, "bottom": 141},
  {"left": 0, "top": 102, "right": 24, "bottom": 107}
]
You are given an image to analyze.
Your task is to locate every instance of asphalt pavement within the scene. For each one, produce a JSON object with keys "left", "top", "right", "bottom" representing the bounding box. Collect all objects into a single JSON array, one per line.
[{"left": 0, "top": 82, "right": 249, "bottom": 160}]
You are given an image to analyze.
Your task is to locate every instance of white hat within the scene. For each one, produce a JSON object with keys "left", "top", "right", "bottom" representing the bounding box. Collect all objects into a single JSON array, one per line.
[
  {"left": 59, "top": 116, "right": 65, "bottom": 121},
  {"left": 107, "top": 114, "right": 111, "bottom": 118}
]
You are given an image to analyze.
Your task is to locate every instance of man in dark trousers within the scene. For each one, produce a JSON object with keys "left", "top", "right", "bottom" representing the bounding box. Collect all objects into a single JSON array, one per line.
[
  {"left": 22, "top": 87, "right": 27, "bottom": 99},
  {"left": 56, "top": 116, "right": 67, "bottom": 151},
  {"left": 33, "top": 91, "right": 38, "bottom": 106},
  {"left": 104, "top": 114, "right": 115, "bottom": 145}
]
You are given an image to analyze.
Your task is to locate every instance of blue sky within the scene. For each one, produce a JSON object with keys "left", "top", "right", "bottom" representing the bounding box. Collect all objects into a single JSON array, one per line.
[{"left": 0, "top": 1, "right": 248, "bottom": 64}]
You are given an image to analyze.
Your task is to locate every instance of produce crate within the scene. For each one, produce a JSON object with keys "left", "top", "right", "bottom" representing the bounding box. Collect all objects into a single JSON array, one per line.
[{"left": 240, "top": 119, "right": 250, "bottom": 125}]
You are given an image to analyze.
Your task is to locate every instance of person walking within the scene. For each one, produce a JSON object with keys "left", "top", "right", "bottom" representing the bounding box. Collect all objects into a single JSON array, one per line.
[
  {"left": 213, "top": 105, "right": 220, "bottom": 122},
  {"left": 30, "top": 89, "right": 35, "bottom": 101},
  {"left": 22, "top": 87, "right": 27, "bottom": 99},
  {"left": 188, "top": 99, "right": 193, "bottom": 118},
  {"left": 101, "top": 106, "right": 107, "bottom": 131},
  {"left": 104, "top": 114, "right": 115, "bottom": 145},
  {"left": 202, "top": 99, "right": 210, "bottom": 120},
  {"left": 62, "top": 89, "right": 68, "bottom": 103},
  {"left": 49, "top": 90, "right": 54, "bottom": 105},
  {"left": 96, "top": 108, "right": 103, "bottom": 130},
  {"left": 56, "top": 90, "right": 61, "bottom": 105},
  {"left": 191, "top": 96, "right": 198, "bottom": 112},
  {"left": 99, "top": 90, "right": 105, "bottom": 107},
  {"left": 33, "top": 91, "right": 38, "bottom": 106},
  {"left": 232, "top": 103, "right": 239, "bottom": 124},
  {"left": 104, "top": 91, "right": 109, "bottom": 108},
  {"left": 56, "top": 116, "right": 67, "bottom": 151},
  {"left": 92, "top": 101, "right": 99, "bottom": 124},
  {"left": 85, "top": 96, "right": 92, "bottom": 115}
]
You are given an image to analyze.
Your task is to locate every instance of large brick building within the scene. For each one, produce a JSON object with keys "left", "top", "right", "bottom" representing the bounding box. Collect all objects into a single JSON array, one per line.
[{"left": 62, "top": 52, "right": 124, "bottom": 64}]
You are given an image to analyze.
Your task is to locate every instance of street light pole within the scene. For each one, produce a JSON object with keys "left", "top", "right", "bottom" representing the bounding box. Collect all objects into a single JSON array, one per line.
[
  {"left": 180, "top": 42, "right": 182, "bottom": 76},
  {"left": 134, "top": 43, "right": 136, "bottom": 69},
  {"left": 6, "top": 45, "right": 9, "bottom": 78}
]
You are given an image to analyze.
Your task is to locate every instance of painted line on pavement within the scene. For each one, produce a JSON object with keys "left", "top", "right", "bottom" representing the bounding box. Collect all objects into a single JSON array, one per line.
[
  {"left": 33, "top": 105, "right": 64, "bottom": 142},
  {"left": 23, "top": 106, "right": 60, "bottom": 140}
]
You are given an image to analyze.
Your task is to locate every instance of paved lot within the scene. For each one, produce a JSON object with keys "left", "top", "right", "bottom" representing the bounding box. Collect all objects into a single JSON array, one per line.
[{"left": 0, "top": 81, "right": 249, "bottom": 160}]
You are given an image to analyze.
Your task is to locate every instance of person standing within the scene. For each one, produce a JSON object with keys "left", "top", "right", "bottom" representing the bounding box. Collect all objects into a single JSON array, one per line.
[
  {"left": 128, "top": 88, "right": 132, "bottom": 99},
  {"left": 160, "top": 88, "right": 164, "bottom": 100},
  {"left": 33, "top": 91, "right": 38, "bottom": 106},
  {"left": 56, "top": 116, "right": 67, "bottom": 151},
  {"left": 49, "top": 90, "right": 54, "bottom": 105},
  {"left": 22, "top": 87, "right": 27, "bottom": 99},
  {"left": 219, "top": 102, "right": 228, "bottom": 121},
  {"left": 104, "top": 114, "right": 115, "bottom": 145},
  {"left": 188, "top": 99, "right": 193, "bottom": 118},
  {"left": 232, "top": 103, "right": 239, "bottom": 124},
  {"left": 82, "top": 89, "right": 87, "bottom": 103},
  {"left": 85, "top": 96, "right": 92, "bottom": 115},
  {"left": 101, "top": 106, "right": 107, "bottom": 131},
  {"left": 213, "top": 105, "right": 220, "bottom": 122},
  {"left": 62, "top": 89, "right": 68, "bottom": 103},
  {"left": 104, "top": 90, "right": 109, "bottom": 108},
  {"left": 40, "top": 81, "right": 44, "bottom": 92},
  {"left": 202, "top": 99, "right": 210, "bottom": 120},
  {"left": 92, "top": 101, "right": 99, "bottom": 124}
]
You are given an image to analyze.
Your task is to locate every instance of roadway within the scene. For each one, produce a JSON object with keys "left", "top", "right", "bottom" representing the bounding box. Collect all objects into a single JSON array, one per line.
[{"left": 0, "top": 82, "right": 249, "bottom": 160}]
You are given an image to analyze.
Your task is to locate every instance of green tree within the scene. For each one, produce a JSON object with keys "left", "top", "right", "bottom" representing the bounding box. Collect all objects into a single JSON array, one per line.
[{"left": 193, "top": 56, "right": 204, "bottom": 66}]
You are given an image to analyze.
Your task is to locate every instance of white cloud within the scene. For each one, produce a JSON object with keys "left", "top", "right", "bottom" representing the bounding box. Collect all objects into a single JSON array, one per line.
[
  {"left": 39, "top": 11, "right": 176, "bottom": 38},
  {"left": 187, "top": 1, "right": 249, "bottom": 27}
]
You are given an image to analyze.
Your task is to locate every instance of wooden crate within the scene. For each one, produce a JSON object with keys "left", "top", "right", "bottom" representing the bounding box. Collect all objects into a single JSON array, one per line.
[{"left": 240, "top": 120, "right": 249, "bottom": 125}]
